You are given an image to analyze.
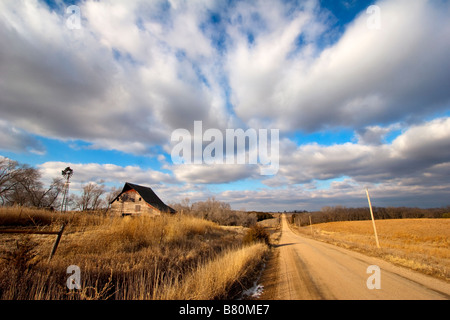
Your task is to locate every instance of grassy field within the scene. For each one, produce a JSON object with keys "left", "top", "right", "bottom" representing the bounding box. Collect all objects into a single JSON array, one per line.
[
  {"left": 0, "top": 207, "right": 269, "bottom": 300},
  {"left": 289, "top": 218, "right": 450, "bottom": 281}
]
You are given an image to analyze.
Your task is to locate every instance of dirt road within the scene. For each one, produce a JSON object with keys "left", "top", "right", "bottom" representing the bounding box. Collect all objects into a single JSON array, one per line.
[{"left": 260, "top": 214, "right": 450, "bottom": 300}]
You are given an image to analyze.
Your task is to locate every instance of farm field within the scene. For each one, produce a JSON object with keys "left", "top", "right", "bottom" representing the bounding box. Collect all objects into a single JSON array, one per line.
[
  {"left": 0, "top": 207, "right": 269, "bottom": 300},
  {"left": 289, "top": 218, "right": 450, "bottom": 281}
]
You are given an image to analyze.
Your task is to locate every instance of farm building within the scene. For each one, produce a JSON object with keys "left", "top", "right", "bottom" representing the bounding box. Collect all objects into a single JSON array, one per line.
[{"left": 110, "top": 182, "right": 176, "bottom": 216}]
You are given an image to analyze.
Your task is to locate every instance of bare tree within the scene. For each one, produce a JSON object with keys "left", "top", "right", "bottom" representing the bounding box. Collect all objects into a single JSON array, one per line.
[
  {"left": 76, "top": 182, "right": 106, "bottom": 211},
  {"left": 0, "top": 158, "right": 23, "bottom": 205},
  {"left": 188, "top": 197, "right": 257, "bottom": 226},
  {"left": 7, "top": 165, "right": 41, "bottom": 207},
  {"left": 4, "top": 165, "right": 64, "bottom": 209},
  {"left": 1, "top": 158, "right": 69, "bottom": 209},
  {"left": 104, "top": 186, "right": 121, "bottom": 210},
  {"left": 40, "top": 178, "right": 64, "bottom": 209},
  {"left": 91, "top": 185, "right": 105, "bottom": 211},
  {"left": 169, "top": 197, "right": 192, "bottom": 215}
]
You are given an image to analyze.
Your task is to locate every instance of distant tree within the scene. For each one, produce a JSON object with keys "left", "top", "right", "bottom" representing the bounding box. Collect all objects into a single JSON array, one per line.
[
  {"left": 0, "top": 158, "right": 65, "bottom": 208},
  {"left": 14, "top": 166, "right": 42, "bottom": 206},
  {"left": 0, "top": 158, "right": 24, "bottom": 205},
  {"left": 76, "top": 182, "right": 105, "bottom": 211},
  {"left": 185, "top": 197, "right": 257, "bottom": 227},
  {"left": 105, "top": 186, "right": 121, "bottom": 210},
  {"left": 34, "top": 177, "right": 64, "bottom": 208}
]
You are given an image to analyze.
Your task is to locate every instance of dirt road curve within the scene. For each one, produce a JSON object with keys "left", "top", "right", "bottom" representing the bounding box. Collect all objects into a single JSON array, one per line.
[{"left": 262, "top": 214, "right": 450, "bottom": 300}]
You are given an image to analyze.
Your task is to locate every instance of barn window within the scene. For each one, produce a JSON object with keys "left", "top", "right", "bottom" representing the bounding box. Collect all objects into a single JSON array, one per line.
[
  {"left": 135, "top": 205, "right": 141, "bottom": 212},
  {"left": 139, "top": 197, "right": 142, "bottom": 201}
]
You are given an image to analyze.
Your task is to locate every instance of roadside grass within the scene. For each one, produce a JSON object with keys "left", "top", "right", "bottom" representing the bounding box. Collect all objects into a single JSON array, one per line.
[
  {"left": 257, "top": 214, "right": 282, "bottom": 245},
  {"left": 289, "top": 218, "right": 450, "bottom": 281},
  {"left": 154, "top": 243, "right": 269, "bottom": 300},
  {"left": 0, "top": 207, "right": 268, "bottom": 299}
]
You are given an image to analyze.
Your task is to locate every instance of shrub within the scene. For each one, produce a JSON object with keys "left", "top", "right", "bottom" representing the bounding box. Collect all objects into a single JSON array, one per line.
[{"left": 243, "top": 224, "right": 270, "bottom": 246}]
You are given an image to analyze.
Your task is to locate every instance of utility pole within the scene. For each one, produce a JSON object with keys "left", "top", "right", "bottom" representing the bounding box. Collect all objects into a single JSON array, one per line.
[{"left": 365, "top": 188, "right": 380, "bottom": 249}]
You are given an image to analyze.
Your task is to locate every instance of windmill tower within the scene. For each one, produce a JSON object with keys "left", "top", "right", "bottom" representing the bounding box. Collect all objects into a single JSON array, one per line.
[{"left": 60, "top": 167, "right": 73, "bottom": 213}]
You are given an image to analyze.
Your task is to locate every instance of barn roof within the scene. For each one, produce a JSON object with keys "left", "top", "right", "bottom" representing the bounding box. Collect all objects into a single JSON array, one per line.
[{"left": 112, "top": 182, "right": 176, "bottom": 214}]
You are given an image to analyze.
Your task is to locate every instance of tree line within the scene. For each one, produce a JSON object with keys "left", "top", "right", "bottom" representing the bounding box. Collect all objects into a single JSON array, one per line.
[
  {"left": 170, "top": 197, "right": 259, "bottom": 227},
  {"left": 291, "top": 205, "right": 450, "bottom": 226},
  {"left": 0, "top": 157, "right": 119, "bottom": 211}
]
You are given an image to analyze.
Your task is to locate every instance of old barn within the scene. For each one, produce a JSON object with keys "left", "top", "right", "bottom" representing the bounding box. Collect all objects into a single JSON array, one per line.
[{"left": 110, "top": 182, "right": 176, "bottom": 216}]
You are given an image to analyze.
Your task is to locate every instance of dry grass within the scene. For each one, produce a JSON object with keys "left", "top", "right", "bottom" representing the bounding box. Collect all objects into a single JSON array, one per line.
[
  {"left": 290, "top": 218, "right": 450, "bottom": 281},
  {"left": 0, "top": 206, "right": 60, "bottom": 227},
  {"left": 155, "top": 243, "right": 268, "bottom": 300},
  {"left": 0, "top": 208, "right": 267, "bottom": 300},
  {"left": 0, "top": 206, "right": 108, "bottom": 231}
]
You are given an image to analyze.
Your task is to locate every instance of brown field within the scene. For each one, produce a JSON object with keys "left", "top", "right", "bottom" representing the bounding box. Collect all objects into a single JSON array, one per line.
[
  {"left": 0, "top": 207, "right": 269, "bottom": 300},
  {"left": 290, "top": 218, "right": 450, "bottom": 281}
]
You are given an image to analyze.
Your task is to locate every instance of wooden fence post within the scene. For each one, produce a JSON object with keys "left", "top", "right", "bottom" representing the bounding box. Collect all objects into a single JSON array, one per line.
[{"left": 48, "top": 223, "right": 65, "bottom": 262}]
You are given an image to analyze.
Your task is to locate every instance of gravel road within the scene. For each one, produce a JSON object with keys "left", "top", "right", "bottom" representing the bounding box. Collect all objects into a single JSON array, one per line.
[{"left": 260, "top": 214, "right": 450, "bottom": 300}]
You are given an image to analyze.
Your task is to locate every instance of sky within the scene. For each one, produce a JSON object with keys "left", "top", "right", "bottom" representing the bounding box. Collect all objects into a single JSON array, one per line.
[{"left": 1, "top": 0, "right": 450, "bottom": 211}]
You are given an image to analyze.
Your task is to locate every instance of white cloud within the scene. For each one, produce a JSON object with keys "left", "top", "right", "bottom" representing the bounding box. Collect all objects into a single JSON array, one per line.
[
  {"left": 2, "top": 0, "right": 449, "bottom": 149},
  {"left": 0, "top": 0, "right": 229, "bottom": 155},
  {"left": 270, "top": 117, "right": 450, "bottom": 185},
  {"left": 227, "top": 0, "right": 450, "bottom": 132},
  {"left": 171, "top": 164, "right": 258, "bottom": 184},
  {"left": 0, "top": 120, "right": 46, "bottom": 154},
  {"left": 215, "top": 175, "right": 450, "bottom": 211},
  {"left": 355, "top": 123, "right": 402, "bottom": 145},
  {"left": 1, "top": 0, "right": 449, "bottom": 210},
  {"left": 37, "top": 161, "right": 176, "bottom": 192},
  {"left": 33, "top": 116, "right": 450, "bottom": 210}
]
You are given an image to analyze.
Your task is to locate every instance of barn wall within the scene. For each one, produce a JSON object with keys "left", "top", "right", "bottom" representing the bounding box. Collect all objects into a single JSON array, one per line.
[{"left": 110, "top": 189, "right": 161, "bottom": 217}]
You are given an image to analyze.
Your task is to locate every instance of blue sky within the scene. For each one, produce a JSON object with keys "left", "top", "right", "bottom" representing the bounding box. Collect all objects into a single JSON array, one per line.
[{"left": 1, "top": 0, "right": 450, "bottom": 211}]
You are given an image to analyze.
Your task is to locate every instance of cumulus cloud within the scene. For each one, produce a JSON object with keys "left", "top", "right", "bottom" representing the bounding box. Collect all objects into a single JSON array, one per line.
[
  {"left": 355, "top": 123, "right": 401, "bottom": 145},
  {"left": 1, "top": 0, "right": 449, "bottom": 210},
  {"left": 227, "top": 0, "right": 450, "bottom": 132},
  {"left": 171, "top": 163, "right": 258, "bottom": 184},
  {"left": 0, "top": 120, "right": 46, "bottom": 154},
  {"left": 37, "top": 161, "right": 176, "bottom": 192},
  {"left": 2, "top": 0, "right": 449, "bottom": 148},
  {"left": 32, "top": 117, "right": 450, "bottom": 210},
  {"left": 216, "top": 175, "right": 450, "bottom": 211},
  {"left": 269, "top": 117, "right": 450, "bottom": 185},
  {"left": 37, "top": 160, "right": 218, "bottom": 206},
  {"left": 0, "top": 0, "right": 229, "bottom": 155}
]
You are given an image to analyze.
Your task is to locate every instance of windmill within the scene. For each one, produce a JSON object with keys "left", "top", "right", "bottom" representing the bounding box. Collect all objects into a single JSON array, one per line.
[{"left": 60, "top": 167, "right": 73, "bottom": 213}]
